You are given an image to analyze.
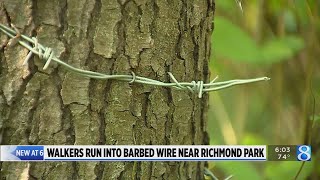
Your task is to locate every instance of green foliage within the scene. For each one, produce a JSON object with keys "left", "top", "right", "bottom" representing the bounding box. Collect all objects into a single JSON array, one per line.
[
  {"left": 216, "top": 162, "right": 262, "bottom": 179},
  {"left": 217, "top": 0, "right": 241, "bottom": 13},
  {"left": 260, "top": 36, "right": 304, "bottom": 63},
  {"left": 209, "top": 0, "right": 319, "bottom": 179},
  {"left": 293, "top": 0, "right": 312, "bottom": 25},
  {"left": 213, "top": 17, "right": 260, "bottom": 62},
  {"left": 241, "top": 134, "right": 267, "bottom": 145},
  {"left": 311, "top": 115, "right": 320, "bottom": 122},
  {"left": 212, "top": 16, "right": 304, "bottom": 64},
  {"left": 265, "top": 162, "right": 313, "bottom": 179}
]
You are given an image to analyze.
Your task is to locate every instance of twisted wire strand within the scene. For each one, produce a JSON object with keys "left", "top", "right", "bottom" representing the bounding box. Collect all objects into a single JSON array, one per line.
[{"left": 0, "top": 24, "right": 270, "bottom": 98}]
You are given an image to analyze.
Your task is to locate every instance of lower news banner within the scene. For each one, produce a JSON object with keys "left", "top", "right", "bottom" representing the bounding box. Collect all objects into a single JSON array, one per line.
[{"left": 0, "top": 145, "right": 266, "bottom": 161}]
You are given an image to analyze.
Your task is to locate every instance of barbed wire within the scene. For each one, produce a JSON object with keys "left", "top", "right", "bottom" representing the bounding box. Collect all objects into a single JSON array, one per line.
[{"left": 0, "top": 23, "right": 270, "bottom": 98}]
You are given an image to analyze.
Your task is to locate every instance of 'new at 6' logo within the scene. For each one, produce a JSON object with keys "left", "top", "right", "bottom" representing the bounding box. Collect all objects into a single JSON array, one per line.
[{"left": 297, "top": 145, "right": 311, "bottom": 161}]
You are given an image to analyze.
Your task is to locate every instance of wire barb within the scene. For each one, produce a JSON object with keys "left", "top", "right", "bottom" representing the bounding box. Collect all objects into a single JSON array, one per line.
[
  {"left": 129, "top": 71, "right": 136, "bottom": 84},
  {"left": 0, "top": 23, "right": 270, "bottom": 98}
]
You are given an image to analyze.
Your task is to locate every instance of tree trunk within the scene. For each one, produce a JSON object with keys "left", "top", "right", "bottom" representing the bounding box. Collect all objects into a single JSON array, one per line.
[{"left": 0, "top": 0, "right": 214, "bottom": 179}]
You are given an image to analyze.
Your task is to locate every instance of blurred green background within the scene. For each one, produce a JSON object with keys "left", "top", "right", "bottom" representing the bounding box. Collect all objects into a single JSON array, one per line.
[{"left": 208, "top": 0, "right": 320, "bottom": 179}]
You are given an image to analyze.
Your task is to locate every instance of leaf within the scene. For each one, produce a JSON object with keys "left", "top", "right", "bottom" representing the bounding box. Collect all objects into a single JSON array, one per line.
[
  {"left": 212, "top": 16, "right": 304, "bottom": 64},
  {"left": 261, "top": 36, "right": 304, "bottom": 64},
  {"left": 212, "top": 16, "right": 261, "bottom": 62}
]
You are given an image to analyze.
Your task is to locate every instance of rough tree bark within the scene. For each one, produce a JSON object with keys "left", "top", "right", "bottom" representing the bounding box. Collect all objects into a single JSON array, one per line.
[{"left": 0, "top": 0, "right": 214, "bottom": 179}]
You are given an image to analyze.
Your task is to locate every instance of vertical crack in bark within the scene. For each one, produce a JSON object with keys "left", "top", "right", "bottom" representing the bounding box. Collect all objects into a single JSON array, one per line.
[
  {"left": 0, "top": 47, "right": 3, "bottom": 77},
  {"left": 177, "top": 162, "right": 183, "bottom": 179},
  {"left": 61, "top": 104, "right": 73, "bottom": 144},
  {"left": 25, "top": 86, "right": 40, "bottom": 145},
  {"left": 0, "top": 4, "right": 9, "bottom": 49},
  {"left": 176, "top": 0, "right": 187, "bottom": 61},
  {"left": 136, "top": 3, "right": 143, "bottom": 34},
  {"left": 0, "top": 48, "right": 8, "bottom": 77},
  {"left": 203, "top": 0, "right": 214, "bottom": 147},
  {"left": 97, "top": 98, "right": 107, "bottom": 146},
  {"left": 100, "top": 77, "right": 112, "bottom": 142},
  {"left": 86, "top": 0, "right": 101, "bottom": 60},
  {"left": 134, "top": 1, "right": 144, "bottom": 67},
  {"left": 94, "top": 98, "right": 107, "bottom": 179},
  {"left": 72, "top": 161, "right": 79, "bottom": 180},
  {"left": 191, "top": 25, "right": 200, "bottom": 80},
  {"left": 148, "top": 161, "right": 154, "bottom": 180},
  {"left": 141, "top": 92, "right": 150, "bottom": 128},
  {"left": 53, "top": 74, "right": 67, "bottom": 139},
  {"left": 201, "top": 20, "right": 210, "bottom": 148},
  {"left": 190, "top": 10, "right": 204, "bottom": 180},
  {"left": 150, "top": 0, "right": 159, "bottom": 40},
  {"left": 2, "top": 3, "right": 11, "bottom": 26},
  {"left": 88, "top": 0, "right": 101, "bottom": 42},
  {"left": 191, "top": 96, "right": 196, "bottom": 145},
  {"left": 165, "top": 65, "right": 174, "bottom": 145},
  {"left": 207, "top": 0, "right": 215, "bottom": 17},
  {"left": 58, "top": 0, "right": 68, "bottom": 41},
  {"left": 0, "top": 91, "right": 7, "bottom": 145},
  {"left": 30, "top": 0, "right": 39, "bottom": 26},
  {"left": 115, "top": 0, "right": 128, "bottom": 57},
  {"left": 87, "top": 0, "right": 108, "bottom": 178}
]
